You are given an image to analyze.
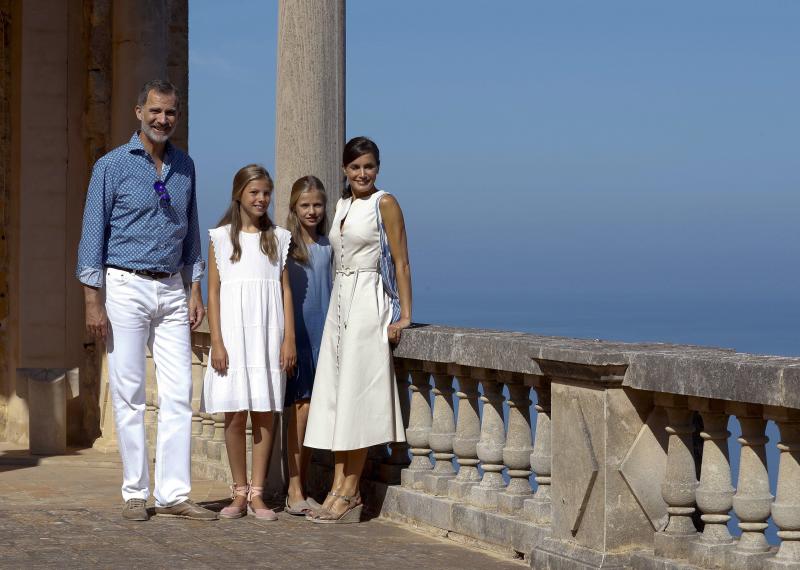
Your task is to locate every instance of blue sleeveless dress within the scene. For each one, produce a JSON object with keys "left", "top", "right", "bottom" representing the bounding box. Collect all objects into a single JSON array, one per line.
[{"left": 285, "top": 237, "right": 332, "bottom": 406}]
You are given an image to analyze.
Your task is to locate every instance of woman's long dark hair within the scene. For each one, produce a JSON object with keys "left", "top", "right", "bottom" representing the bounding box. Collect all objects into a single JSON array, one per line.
[
  {"left": 341, "top": 137, "right": 380, "bottom": 199},
  {"left": 217, "top": 164, "right": 278, "bottom": 263}
]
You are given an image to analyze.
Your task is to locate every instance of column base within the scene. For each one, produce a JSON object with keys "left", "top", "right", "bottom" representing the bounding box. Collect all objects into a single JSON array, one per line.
[
  {"left": 498, "top": 491, "right": 532, "bottom": 515},
  {"left": 401, "top": 467, "right": 432, "bottom": 490},
  {"left": 423, "top": 472, "right": 456, "bottom": 496},
  {"left": 523, "top": 495, "right": 552, "bottom": 525},
  {"left": 688, "top": 537, "right": 735, "bottom": 568},
  {"left": 653, "top": 530, "right": 698, "bottom": 560},
  {"left": 468, "top": 484, "right": 503, "bottom": 510},
  {"left": 447, "top": 478, "right": 478, "bottom": 500}
]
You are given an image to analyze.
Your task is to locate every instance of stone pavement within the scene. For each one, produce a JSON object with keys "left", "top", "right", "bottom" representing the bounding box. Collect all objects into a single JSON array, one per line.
[{"left": 0, "top": 444, "right": 524, "bottom": 569}]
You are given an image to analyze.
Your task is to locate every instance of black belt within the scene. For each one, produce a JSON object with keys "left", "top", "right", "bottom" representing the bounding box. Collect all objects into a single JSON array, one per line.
[{"left": 107, "top": 265, "right": 177, "bottom": 280}]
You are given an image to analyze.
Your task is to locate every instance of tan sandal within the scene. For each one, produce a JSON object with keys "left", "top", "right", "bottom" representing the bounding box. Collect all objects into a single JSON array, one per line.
[{"left": 307, "top": 491, "right": 362, "bottom": 524}]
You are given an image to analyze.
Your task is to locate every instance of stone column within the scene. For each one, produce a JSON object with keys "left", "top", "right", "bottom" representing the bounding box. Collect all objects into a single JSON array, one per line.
[
  {"left": 765, "top": 407, "right": 800, "bottom": 569},
  {"left": 401, "top": 368, "right": 433, "bottom": 489},
  {"left": 688, "top": 398, "right": 735, "bottom": 568},
  {"left": 423, "top": 372, "right": 456, "bottom": 496},
  {"left": 653, "top": 394, "right": 699, "bottom": 560},
  {"left": 380, "top": 360, "right": 411, "bottom": 484},
  {"left": 274, "top": 0, "right": 345, "bottom": 225},
  {"left": 726, "top": 403, "right": 773, "bottom": 570},
  {"left": 469, "top": 376, "right": 506, "bottom": 510},
  {"left": 448, "top": 371, "right": 482, "bottom": 500},
  {"left": 498, "top": 381, "right": 533, "bottom": 514},
  {"left": 110, "top": 0, "right": 169, "bottom": 146},
  {"left": 525, "top": 378, "right": 552, "bottom": 524}
]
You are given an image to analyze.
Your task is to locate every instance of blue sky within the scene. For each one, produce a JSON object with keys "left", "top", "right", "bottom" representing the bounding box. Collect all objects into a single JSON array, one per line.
[{"left": 189, "top": 1, "right": 800, "bottom": 355}]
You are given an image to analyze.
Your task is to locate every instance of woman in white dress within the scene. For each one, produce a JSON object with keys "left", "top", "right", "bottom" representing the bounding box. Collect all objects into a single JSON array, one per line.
[{"left": 304, "top": 137, "right": 412, "bottom": 523}]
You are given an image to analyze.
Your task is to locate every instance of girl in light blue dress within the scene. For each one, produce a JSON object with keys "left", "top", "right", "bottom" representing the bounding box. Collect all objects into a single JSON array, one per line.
[{"left": 284, "top": 175, "right": 332, "bottom": 515}]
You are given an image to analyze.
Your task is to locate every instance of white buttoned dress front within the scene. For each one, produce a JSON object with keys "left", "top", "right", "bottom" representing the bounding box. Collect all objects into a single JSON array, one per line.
[{"left": 304, "top": 191, "right": 406, "bottom": 451}]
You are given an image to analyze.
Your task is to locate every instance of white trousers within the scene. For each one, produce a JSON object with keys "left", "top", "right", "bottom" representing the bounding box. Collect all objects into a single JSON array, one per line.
[{"left": 105, "top": 267, "right": 193, "bottom": 507}]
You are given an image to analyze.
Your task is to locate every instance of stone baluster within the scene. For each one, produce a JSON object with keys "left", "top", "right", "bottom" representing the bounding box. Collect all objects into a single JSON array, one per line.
[
  {"left": 653, "top": 394, "right": 699, "bottom": 560},
  {"left": 726, "top": 403, "right": 773, "bottom": 570},
  {"left": 765, "top": 407, "right": 800, "bottom": 569},
  {"left": 190, "top": 347, "right": 205, "bottom": 438},
  {"left": 380, "top": 360, "right": 411, "bottom": 484},
  {"left": 469, "top": 374, "right": 507, "bottom": 510},
  {"left": 401, "top": 367, "right": 433, "bottom": 489},
  {"left": 498, "top": 379, "right": 533, "bottom": 514},
  {"left": 525, "top": 378, "right": 552, "bottom": 524},
  {"left": 688, "top": 398, "right": 735, "bottom": 568},
  {"left": 447, "top": 370, "right": 482, "bottom": 500},
  {"left": 423, "top": 372, "right": 457, "bottom": 495},
  {"left": 200, "top": 412, "right": 214, "bottom": 439}
]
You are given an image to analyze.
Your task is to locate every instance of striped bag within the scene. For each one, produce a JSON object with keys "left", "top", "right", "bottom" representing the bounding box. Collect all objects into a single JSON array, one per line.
[{"left": 375, "top": 192, "right": 402, "bottom": 324}]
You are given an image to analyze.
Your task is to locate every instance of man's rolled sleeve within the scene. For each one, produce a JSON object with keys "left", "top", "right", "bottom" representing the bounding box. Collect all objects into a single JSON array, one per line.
[
  {"left": 76, "top": 160, "right": 113, "bottom": 288},
  {"left": 181, "top": 162, "right": 205, "bottom": 284}
]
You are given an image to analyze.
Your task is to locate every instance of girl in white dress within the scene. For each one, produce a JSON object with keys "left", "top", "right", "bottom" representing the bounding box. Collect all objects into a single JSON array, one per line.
[
  {"left": 202, "top": 164, "right": 296, "bottom": 520},
  {"left": 304, "top": 138, "right": 412, "bottom": 523}
]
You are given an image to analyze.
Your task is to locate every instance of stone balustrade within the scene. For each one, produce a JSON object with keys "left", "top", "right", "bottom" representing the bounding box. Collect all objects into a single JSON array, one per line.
[{"left": 149, "top": 323, "right": 800, "bottom": 568}]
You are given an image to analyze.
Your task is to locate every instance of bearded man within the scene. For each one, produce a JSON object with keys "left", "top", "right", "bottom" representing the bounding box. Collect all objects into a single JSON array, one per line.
[{"left": 76, "top": 79, "right": 216, "bottom": 521}]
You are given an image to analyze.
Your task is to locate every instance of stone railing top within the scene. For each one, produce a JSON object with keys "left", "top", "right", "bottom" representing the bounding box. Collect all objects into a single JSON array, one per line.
[
  {"left": 191, "top": 322, "right": 800, "bottom": 410},
  {"left": 391, "top": 324, "right": 800, "bottom": 410}
]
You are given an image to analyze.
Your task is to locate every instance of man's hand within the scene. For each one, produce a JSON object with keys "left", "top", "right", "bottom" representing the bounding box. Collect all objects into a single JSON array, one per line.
[
  {"left": 188, "top": 282, "right": 205, "bottom": 331},
  {"left": 84, "top": 286, "right": 108, "bottom": 341}
]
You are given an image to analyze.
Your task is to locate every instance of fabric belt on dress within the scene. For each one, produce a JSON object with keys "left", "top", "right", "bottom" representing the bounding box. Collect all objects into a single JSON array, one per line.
[
  {"left": 335, "top": 267, "right": 378, "bottom": 331},
  {"left": 106, "top": 265, "right": 178, "bottom": 280}
]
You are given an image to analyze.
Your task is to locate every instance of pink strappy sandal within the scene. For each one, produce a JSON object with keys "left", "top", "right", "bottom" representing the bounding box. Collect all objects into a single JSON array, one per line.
[
  {"left": 248, "top": 484, "right": 278, "bottom": 521},
  {"left": 219, "top": 484, "right": 249, "bottom": 519}
]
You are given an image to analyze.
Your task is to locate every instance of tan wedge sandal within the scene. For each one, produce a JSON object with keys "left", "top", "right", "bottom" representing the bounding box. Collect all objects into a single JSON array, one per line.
[{"left": 307, "top": 491, "right": 362, "bottom": 524}]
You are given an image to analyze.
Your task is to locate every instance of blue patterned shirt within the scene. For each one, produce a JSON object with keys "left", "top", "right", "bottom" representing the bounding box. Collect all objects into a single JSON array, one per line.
[{"left": 76, "top": 132, "right": 205, "bottom": 287}]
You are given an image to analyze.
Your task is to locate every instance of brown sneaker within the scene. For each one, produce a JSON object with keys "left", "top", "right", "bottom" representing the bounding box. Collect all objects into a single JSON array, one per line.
[
  {"left": 154, "top": 499, "right": 218, "bottom": 521},
  {"left": 122, "top": 498, "right": 149, "bottom": 521}
]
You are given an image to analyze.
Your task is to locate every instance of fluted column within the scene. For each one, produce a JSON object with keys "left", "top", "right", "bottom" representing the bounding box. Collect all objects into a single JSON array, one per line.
[
  {"left": 275, "top": 0, "right": 345, "bottom": 225},
  {"left": 525, "top": 379, "right": 552, "bottom": 524},
  {"left": 653, "top": 394, "right": 699, "bottom": 560},
  {"left": 469, "top": 377, "right": 506, "bottom": 510},
  {"left": 726, "top": 403, "right": 773, "bottom": 570},
  {"left": 423, "top": 372, "right": 456, "bottom": 495},
  {"left": 380, "top": 361, "right": 411, "bottom": 484},
  {"left": 498, "top": 381, "right": 533, "bottom": 514},
  {"left": 448, "top": 372, "right": 481, "bottom": 500},
  {"left": 401, "top": 368, "right": 433, "bottom": 489},
  {"left": 688, "top": 398, "right": 735, "bottom": 568},
  {"left": 765, "top": 407, "right": 800, "bottom": 569}
]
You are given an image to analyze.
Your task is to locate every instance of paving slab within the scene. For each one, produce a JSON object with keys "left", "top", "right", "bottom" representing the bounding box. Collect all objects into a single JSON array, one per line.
[{"left": 0, "top": 444, "right": 524, "bottom": 569}]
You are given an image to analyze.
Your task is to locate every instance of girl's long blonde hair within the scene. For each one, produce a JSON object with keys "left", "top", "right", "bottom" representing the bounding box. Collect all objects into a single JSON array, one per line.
[
  {"left": 217, "top": 164, "right": 278, "bottom": 263},
  {"left": 286, "top": 175, "right": 327, "bottom": 264}
]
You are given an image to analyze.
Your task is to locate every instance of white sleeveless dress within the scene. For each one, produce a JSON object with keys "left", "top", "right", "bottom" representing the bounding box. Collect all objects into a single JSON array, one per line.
[
  {"left": 201, "top": 225, "right": 291, "bottom": 413},
  {"left": 304, "top": 191, "right": 406, "bottom": 451}
]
